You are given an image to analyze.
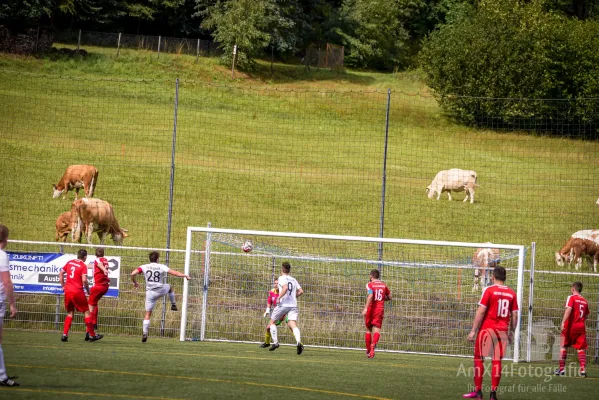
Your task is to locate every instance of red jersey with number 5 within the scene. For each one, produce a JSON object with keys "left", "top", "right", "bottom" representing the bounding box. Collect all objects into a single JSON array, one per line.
[
  {"left": 62, "top": 259, "right": 87, "bottom": 293},
  {"left": 479, "top": 284, "right": 518, "bottom": 331},
  {"left": 367, "top": 280, "right": 390, "bottom": 311},
  {"left": 564, "top": 294, "right": 589, "bottom": 333}
]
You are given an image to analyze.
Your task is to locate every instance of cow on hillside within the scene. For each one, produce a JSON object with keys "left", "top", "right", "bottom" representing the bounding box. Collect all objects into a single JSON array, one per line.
[
  {"left": 53, "top": 165, "right": 98, "bottom": 200},
  {"left": 426, "top": 169, "right": 478, "bottom": 204},
  {"left": 568, "top": 238, "right": 598, "bottom": 272},
  {"left": 555, "top": 229, "right": 599, "bottom": 267},
  {"left": 55, "top": 211, "right": 74, "bottom": 242},
  {"left": 71, "top": 198, "right": 128, "bottom": 245},
  {"left": 472, "top": 246, "right": 500, "bottom": 292}
]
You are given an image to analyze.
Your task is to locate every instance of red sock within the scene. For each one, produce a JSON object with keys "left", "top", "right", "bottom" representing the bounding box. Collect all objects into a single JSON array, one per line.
[
  {"left": 85, "top": 316, "right": 96, "bottom": 337},
  {"left": 372, "top": 332, "right": 380, "bottom": 346},
  {"left": 491, "top": 360, "right": 501, "bottom": 391},
  {"left": 474, "top": 358, "right": 484, "bottom": 392},
  {"left": 578, "top": 350, "right": 586, "bottom": 371},
  {"left": 365, "top": 332, "right": 372, "bottom": 350},
  {"left": 559, "top": 349, "right": 567, "bottom": 371},
  {"left": 63, "top": 315, "right": 73, "bottom": 335},
  {"left": 92, "top": 307, "right": 99, "bottom": 325}
]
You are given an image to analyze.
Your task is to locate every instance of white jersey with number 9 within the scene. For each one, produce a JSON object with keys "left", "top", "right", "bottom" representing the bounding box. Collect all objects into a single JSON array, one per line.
[{"left": 277, "top": 275, "right": 301, "bottom": 307}]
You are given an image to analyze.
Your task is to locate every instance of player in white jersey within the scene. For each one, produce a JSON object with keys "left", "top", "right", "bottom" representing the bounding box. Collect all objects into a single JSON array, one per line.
[
  {"left": 267, "top": 261, "right": 304, "bottom": 354},
  {"left": 130, "top": 251, "right": 191, "bottom": 342},
  {"left": 0, "top": 225, "right": 19, "bottom": 387}
]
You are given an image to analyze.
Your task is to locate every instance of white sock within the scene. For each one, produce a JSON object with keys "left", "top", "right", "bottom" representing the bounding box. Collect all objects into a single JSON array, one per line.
[
  {"left": 143, "top": 319, "right": 150, "bottom": 334},
  {"left": 292, "top": 327, "right": 301, "bottom": 344},
  {"left": 269, "top": 324, "right": 278, "bottom": 344},
  {"left": 168, "top": 292, "right": 176, "bottom": 305},
  {"left": 0, "top": 345, "right": 7, "bottom": 380}
]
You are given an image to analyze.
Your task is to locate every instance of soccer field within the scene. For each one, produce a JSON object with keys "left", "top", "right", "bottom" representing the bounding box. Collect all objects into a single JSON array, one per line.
[{"left": 3, "top": 331, "right": 598, "bottom": 399}]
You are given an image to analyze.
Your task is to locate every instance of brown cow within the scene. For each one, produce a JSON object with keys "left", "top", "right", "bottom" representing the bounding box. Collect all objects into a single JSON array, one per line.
[
  {"left": 472, "top": 247, "right": 500, "bottom": 292},
  {"left": 53, "top": 165, "right": 98, "bottom": 200},
  {"left": 55, "top": 211, "right": 75, "bottom": 242},
  {"left": 555, "top": 229, "right": 599, "bottom": 267},
  {"left": 71, "top": 198, "right": 128, "bottom": 245},
  {"left": 568, "top": 238, "right": 598, "bottom": 273}
]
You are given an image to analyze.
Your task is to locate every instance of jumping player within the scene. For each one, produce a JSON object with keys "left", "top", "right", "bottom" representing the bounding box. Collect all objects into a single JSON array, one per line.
[
  {"left": 555, "top": 281, "right": 589, "bottom": 377},
  {"left": 59, "top": 249, "right": 103, "bottom": 342},
  {"left": 131, "top": 251, "right": 191, "bottom": 342},
  {"left": 266, "top": 262, "right": 304, "bottom": 354},
  {"left": 260, "top": 278, "right": 291, "bottom": 348},
  {"left": 463, "top": 266, "right": 518, "bottom": 400},
  {"left": 87, "top": 248, "right": 110, "bottom": 337},
  {"left": 362, "top": 269, "right": 391, "bottom": 358},
  {"left": 0, "top": 225, "right": 19, "bottom": 387}
]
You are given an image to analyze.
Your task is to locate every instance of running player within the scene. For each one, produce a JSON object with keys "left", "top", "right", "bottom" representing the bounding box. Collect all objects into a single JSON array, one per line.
[
  {"left": 260, "top": 278, "right": 291, "bottom": 348},
  {"left": 0, "top": 225, "right": 19, "bottom": 387},
  {"left": 60, "top": 249, "right": 103, "bottom": 342},
  {"left": 362, "top": 269, "right": 391, "bottom": 358},
  {"left": 130, "top": 251, "right": 191, "bottom": 342},
  {"left": 463, "top": 266, "right": 518, "bottom": 400},
  {"left": 87, "top": 248, "right": 110, "bottom": 337},
  {"left": 555, "top": 281, "right": 589, "bottom": 377},
  {"left": 266, "top": 262, "right": 304, "bottom": 354}
]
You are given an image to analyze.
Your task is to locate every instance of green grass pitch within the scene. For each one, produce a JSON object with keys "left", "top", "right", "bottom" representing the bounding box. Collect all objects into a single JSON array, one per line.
[{"left": 3, "top": 330, "right": 598, "bottom": 399}]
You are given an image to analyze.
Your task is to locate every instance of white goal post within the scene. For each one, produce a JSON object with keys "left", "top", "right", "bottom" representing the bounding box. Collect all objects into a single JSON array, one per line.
[{"left": 180, "top": 227, "right": 527, "bottom": 362}]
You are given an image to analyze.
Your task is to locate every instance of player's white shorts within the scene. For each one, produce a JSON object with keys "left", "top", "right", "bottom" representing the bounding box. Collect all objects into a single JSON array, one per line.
[
  {"left": 271, "top": 305, "right": 299, "bottom": 322},
  {"left": 145, "top": 284, "right": 171, "bottom": 312}
]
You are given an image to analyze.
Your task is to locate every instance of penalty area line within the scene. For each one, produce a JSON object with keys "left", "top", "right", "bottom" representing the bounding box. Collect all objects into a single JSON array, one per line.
[
  {"left": 9, "top": 364, "right": 392, "bottom": 400},
  {"left": 10, "top": 387, "right": 189, "bottom": 399}
]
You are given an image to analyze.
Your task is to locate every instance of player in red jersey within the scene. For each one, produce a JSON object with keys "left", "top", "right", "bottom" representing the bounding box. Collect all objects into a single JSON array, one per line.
[
  {"left": 556, "top": 281, "right": 589, "bottom": 377},
  {"left": 59, "top": 249, "right": 103, "bottom": 342},
  {"left": 362, "top": 269, "right": 391, "bottom": 358},
  {"left": 463, "top": 266, "right": 518, "bottom": 400},
  {"left": 87, "top": 248, "right": 110, "bottom": 338}
]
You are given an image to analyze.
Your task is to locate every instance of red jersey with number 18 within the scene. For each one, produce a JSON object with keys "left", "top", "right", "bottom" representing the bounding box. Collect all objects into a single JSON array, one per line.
[
  {"left": 479, "top": 284, "right": 518, "bottom": 331},
  {"left": 367, "top": 280, "right": 390, "bottom": 312},
  {"left": 62, "top": 259, "right": 87, "bottom": 293}
]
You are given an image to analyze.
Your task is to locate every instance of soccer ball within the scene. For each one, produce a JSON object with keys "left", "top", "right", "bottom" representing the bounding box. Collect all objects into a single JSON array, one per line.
[{"left": 242, "top": 240, "right": 253, "bottom": 253}]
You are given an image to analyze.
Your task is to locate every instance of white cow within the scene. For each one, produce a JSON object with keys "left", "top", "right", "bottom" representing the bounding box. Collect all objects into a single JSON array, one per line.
[
  {"left": 426, "top": 169, "right": 478, "bottom": 204},
  {"left": 472, "top": 247, "right": 500, "bottom": 292}
]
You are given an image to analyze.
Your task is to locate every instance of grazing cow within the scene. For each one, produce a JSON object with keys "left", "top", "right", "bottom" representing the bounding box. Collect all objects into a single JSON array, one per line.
[
  {"left": 71, "top": 198, "right": 128, "bottom": 245},
  {"left": 53, "top": 165, "right": 98, "bottom": 200},
  {"left": 596, "top": 197, "right": 599, "bottom": 205},
  {"left": 555, "top": 229, "right": 599, "bottom": 267},
  {"left": 426, "top": 169, "right": 478, "bottom": 204},
  {"left": 55, "top": 211, "right": 75, "bottom": 242},
  {"left": 472, "top": 247, "right": 500, "bottom": 292},
  {"left": 568, "top": 238, "right": 598, "bottom": 272}
]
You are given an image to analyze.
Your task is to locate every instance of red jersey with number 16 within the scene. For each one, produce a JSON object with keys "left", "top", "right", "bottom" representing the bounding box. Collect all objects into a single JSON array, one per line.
[
  {"left": 367, "top": 280, "right": 390, "bottom": 311},
  {"left": 62, "top": 259, "right": 88, "bottom": 293},
  {"left": 479, "top": 284, "right": 518, "bottom": 331}
]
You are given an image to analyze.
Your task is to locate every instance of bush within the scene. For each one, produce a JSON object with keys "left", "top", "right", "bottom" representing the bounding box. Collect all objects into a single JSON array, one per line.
[{"left": 419, "top": 0, "right": 599, "bottom": 137}]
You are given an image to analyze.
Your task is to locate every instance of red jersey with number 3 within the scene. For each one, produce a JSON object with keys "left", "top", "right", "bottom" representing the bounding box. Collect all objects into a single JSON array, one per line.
[
  {"left": 479, "top": 284, "right": 518, "bottom": 331},
  {"left": 367, "top": 280, "right": 390, "bottom": 312},
  {"left": 94, "top": 257, "right": 110, "bottom": 286},
  {"left": 62, "top": 259, "right": 87, "bottom": 293},
  {"left": 564, "top": 294, "right": 589, "bottom": 333}
]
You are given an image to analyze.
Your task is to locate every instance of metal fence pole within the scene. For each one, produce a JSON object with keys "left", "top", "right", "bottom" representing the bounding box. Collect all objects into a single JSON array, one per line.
[
  {"left": 377, "top": 89, "right": 392, "bottom": 267},
  {"left": 77, "top": 29, "right": 81, "bottom": 51},
  {"left": 116, "top": 32, "right": 122, "bottom": 58},
  {"left": 526, "top": 242, "right": 536, "bottom": 362},
  {"left": 196, "top": 39, "right": 200, "bottom": 63},
  {"left": 595, "top": 283, "right": 599, "bottom": 365},
  {"left": 157, "top": 36, "right": 161, "bottom": 57},
  {"left": 160, "top": 78, "right": 179, "bottom": 337},
  {"left": 55, "top": 242, "right": 65, "bottom": 330}
]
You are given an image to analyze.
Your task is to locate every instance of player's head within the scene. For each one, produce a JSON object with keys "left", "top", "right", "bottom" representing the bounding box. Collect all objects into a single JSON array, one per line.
[
  {"left": 149, "top": 251, "right": 160, "bottom": 263},
  {"left": 77, "top": 249, "right": 87, "bottom": 261},
  {"left": 96, "top": 247, "right": 105, "bottom": 258},
  {"left": 369, "top": 269, "right": 380, "bottom": 281},
  {"left": 572, "top": 281, "right": 583, "bottom": 294},
  {"left": 0, "top": 224, "right": 8, "bottom": 248},
  {"left": 281, "top": 261, "right": 291, "bottom": 274},
  {"left": 274, "top": 278, "right": 278, "bottom": 287},
  {"left": 492, "top": 266, "right": 506, "bottom": 283}
]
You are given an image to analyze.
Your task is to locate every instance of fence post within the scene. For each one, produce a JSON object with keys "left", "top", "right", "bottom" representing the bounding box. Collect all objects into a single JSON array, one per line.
[
  {"left": 117, "top": 32, "right": 122, "bottom": 58},
  {"left": 196, "top": 39, "right": 200, "bottom": 63},
  {"left": 526, "top": 242, "right": 536, "bottom": 362},
  {"left": 157, "top": 36, "right": 161, "bottom": 57},
  {"left": 231, "top": 44, "right": 237, "bottom": 79},
  {"left": 77, "top": 29, "right": 81, "bottom": 51},
  {"left": 34, "top": 27, "right": 40, "bottom": 53},
  {"left": 160, "top": 78, "right": 179, "bottom": 337},
  {"left": 595, "top": 282, "right": 599, "bottom": 365},
  {"left": 377, "top": 89, "right": 392, "bottom": 267}
]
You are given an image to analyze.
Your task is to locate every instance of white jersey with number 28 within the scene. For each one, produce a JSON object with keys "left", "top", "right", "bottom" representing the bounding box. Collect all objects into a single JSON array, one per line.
[
  {"left": 277, "top": 275, "right": 301, "bottom": 307},
  {"left": 138, "top": 263, "right": 170, "bottom": 291}
]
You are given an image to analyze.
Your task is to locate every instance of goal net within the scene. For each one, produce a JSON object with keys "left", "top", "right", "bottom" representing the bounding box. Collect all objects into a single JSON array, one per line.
[{"left": 180, "top": 227, "right": 526, "bottom": 361}]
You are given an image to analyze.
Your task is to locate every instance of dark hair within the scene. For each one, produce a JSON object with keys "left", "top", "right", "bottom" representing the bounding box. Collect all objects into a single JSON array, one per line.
[
  {"left": 96, "top": 248, "right": 105, "bottom": 257},
  {"left": 573, "top": 281, "right": 583, "bottom": 293},
  {"left": 149, "top": 251, "right": 160, "bottom": 263},
  {"left": 370, "top": 269, "right": 380, "bottom": 279},
  {"left": 0, "top": 225, "right": 8, "bottom": 242},
  {"left": 77, "top": 249, "right": 87, "bottom": 260},
  {"left": 282, "top": 261, "right": 291, "bottom": 273},
  {"left": 492, "top": 266, "right": 506, "bottom": 282}
]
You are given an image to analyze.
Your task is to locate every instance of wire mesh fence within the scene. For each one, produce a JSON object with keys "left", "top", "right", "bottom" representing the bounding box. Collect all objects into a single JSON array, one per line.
[{"left": 303, "top": 43, "right": 345, "bottom": 70}]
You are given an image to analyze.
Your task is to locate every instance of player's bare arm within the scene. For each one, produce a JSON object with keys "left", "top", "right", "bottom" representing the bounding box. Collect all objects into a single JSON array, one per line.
[
  {"left": 277, "top": 285, "right": 288, "bottom": 303},
  {"left": 0, "top": 271, "right": 17, "bottom": 318},
  {"left": 296, "top": 287, "right": 304, "bottom": 298},
  {"left": 560, "top": 306, "right": 572, "bottom": 331},
  {"left": 468, "top": 305, "right": 487, "bottom": 341},
  {"left": 362, "top": 293, "right": 373, "bottom": 316},
  {"left": 167, "top": 269, "right": 192, "bottom": 280},
  {"left": 82, "top": 273, "right": 90, "bottom": 295},
  {"left": 508, "top": 310, "right": 518, "bottom": 343},
  {"left": 385, "top": 293, "right": 392, "bottom": 301},
  {"left": 130, "top": 268, "right": 141, "bottom": 289},
  {"left": 59, "top": 268, "right": 65, "bottom": 288}
]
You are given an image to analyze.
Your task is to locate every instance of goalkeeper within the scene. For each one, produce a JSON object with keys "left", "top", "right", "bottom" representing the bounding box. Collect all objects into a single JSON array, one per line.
[{"left": 259, "top": 278, "right": 291, "bottom": 348}]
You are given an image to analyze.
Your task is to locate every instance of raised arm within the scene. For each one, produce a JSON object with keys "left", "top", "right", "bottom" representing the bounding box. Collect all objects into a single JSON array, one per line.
[
  {"left": 131, "top": 267, "right": 142, "bottom": 289},
  {"left": 167, "top": 269, "right": 191, "bottom": 280}
]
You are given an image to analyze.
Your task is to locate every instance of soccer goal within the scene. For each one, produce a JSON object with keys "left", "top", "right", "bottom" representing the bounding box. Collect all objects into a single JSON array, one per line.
[{"left": 180, "top": 227, "right": 527, "bottom": 361}]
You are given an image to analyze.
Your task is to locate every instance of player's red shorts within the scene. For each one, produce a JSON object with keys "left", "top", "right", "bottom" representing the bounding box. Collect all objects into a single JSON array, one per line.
[
  {"left": 364, "top": 308, "right": 384, "bottom": 329},
  {"left": 474, "top": 327, "right": 509, "bottom": 360},
  {"left": 561, "top": 329, "right": 587, "bottom": 350},
  {"left": 64, "top": 290, "right": 89, "bottom": 313},
  {"left": 88, "top": 285, "right": 109, "bottom": 307}
]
